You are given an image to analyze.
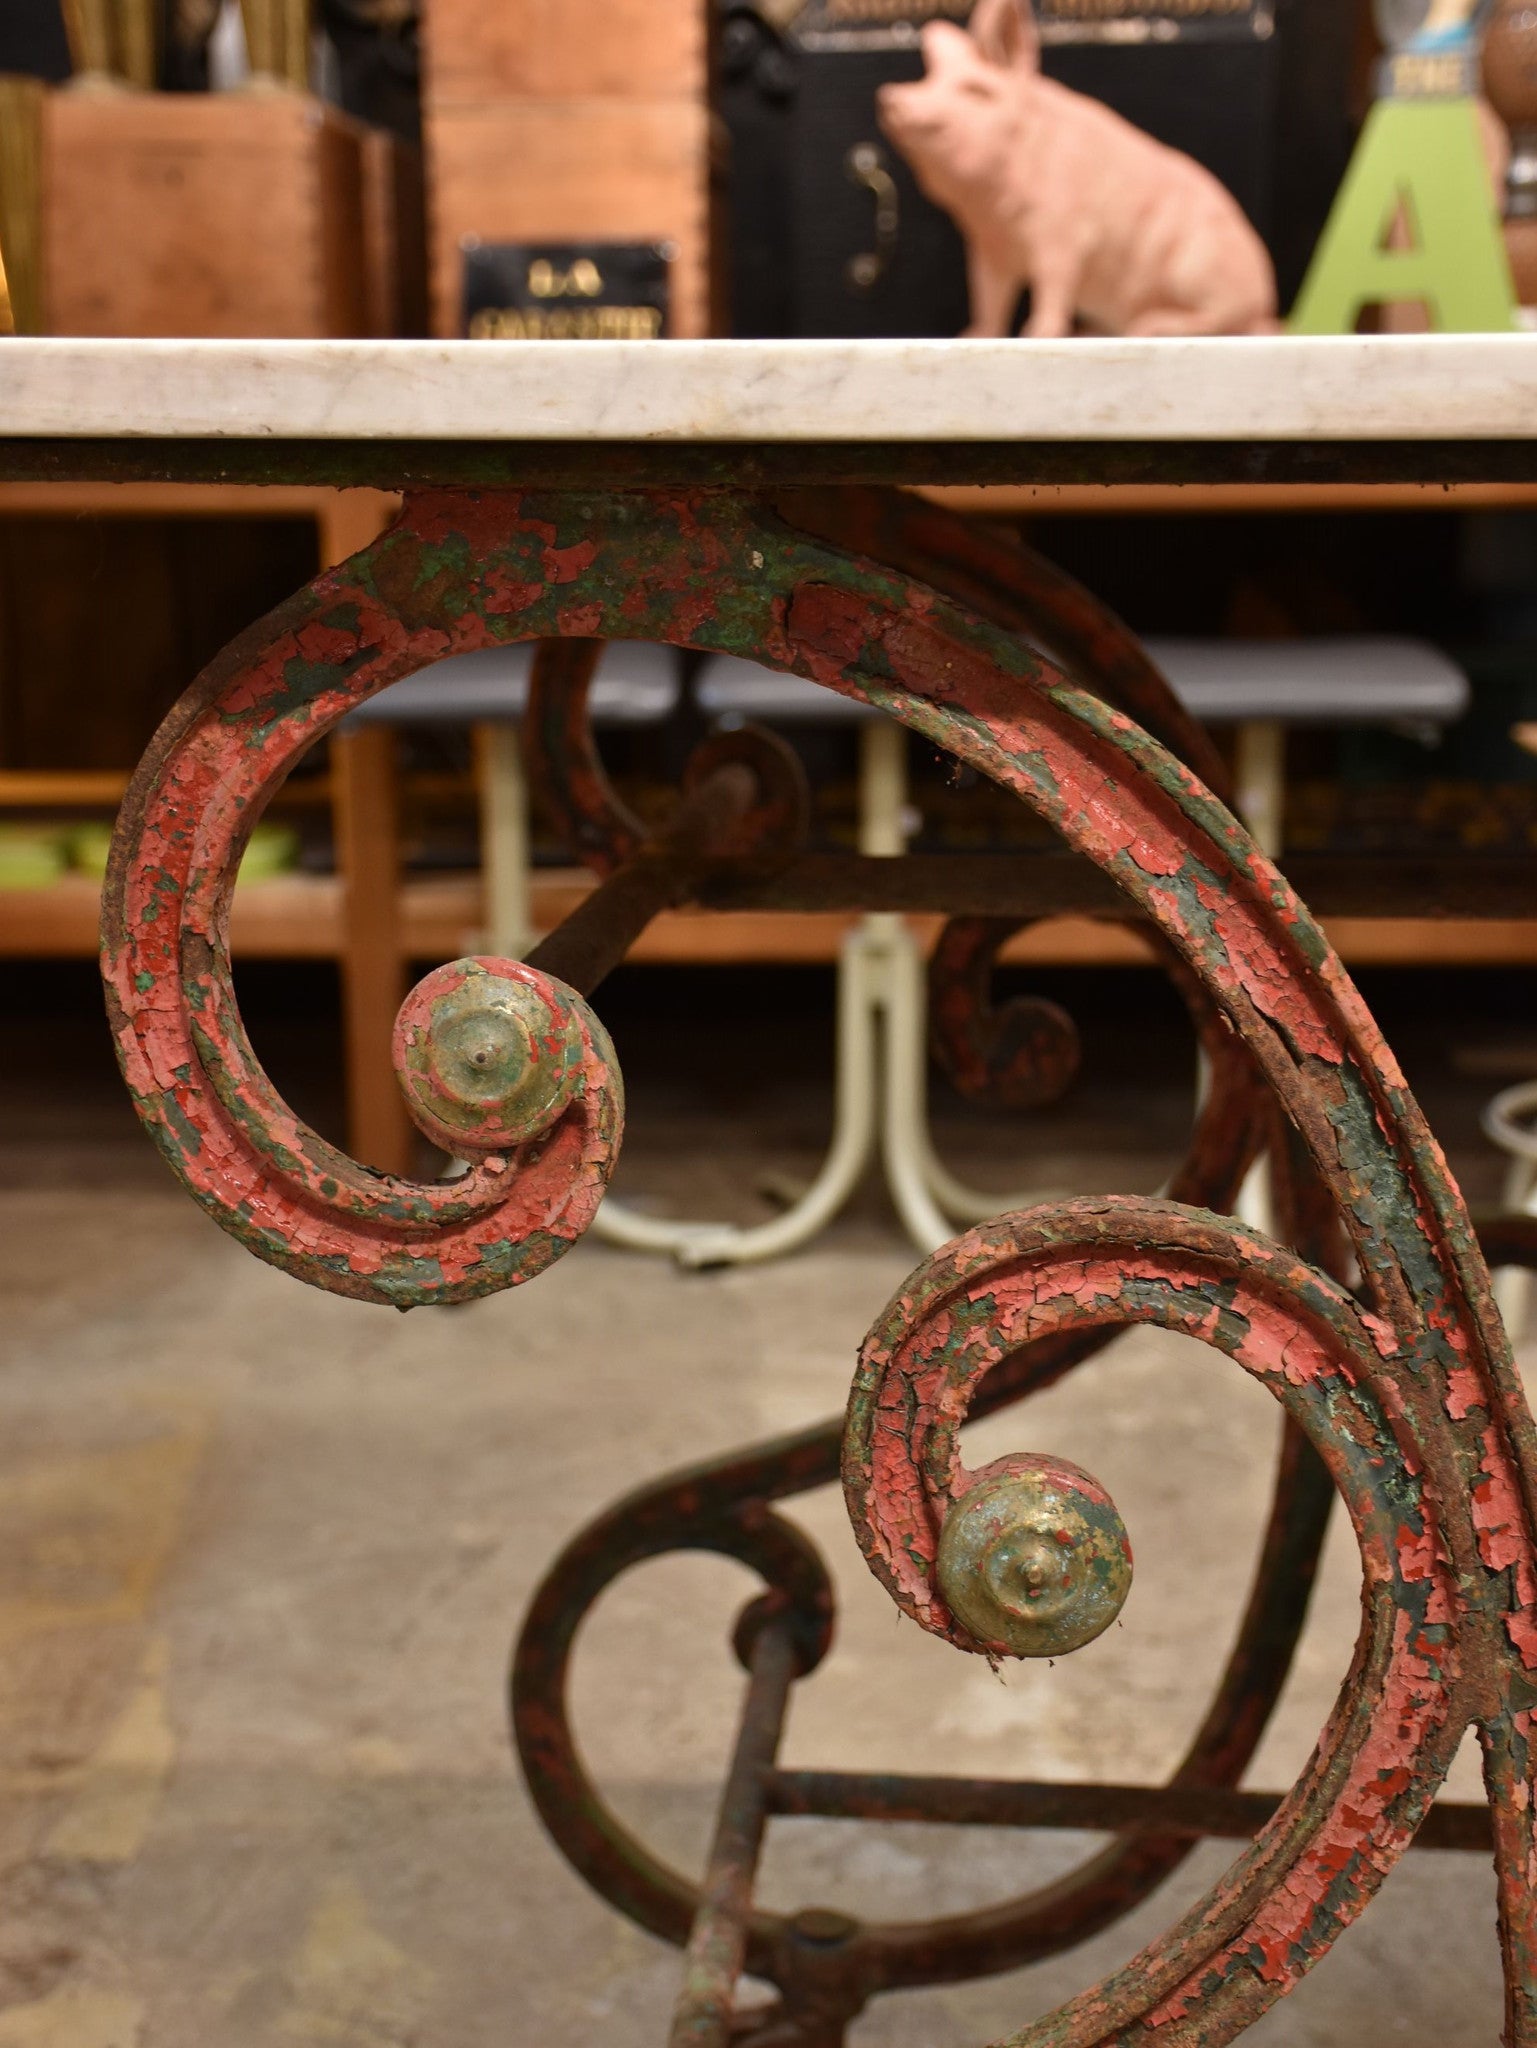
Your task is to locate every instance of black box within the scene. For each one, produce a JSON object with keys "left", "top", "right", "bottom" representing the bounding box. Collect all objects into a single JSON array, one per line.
[{"left": 718, "top": 0, "right": 1357, "bottom": 335}]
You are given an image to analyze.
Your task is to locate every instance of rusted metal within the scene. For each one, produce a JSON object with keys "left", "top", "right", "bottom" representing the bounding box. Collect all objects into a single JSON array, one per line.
[
  {"left": 521, "top": 933, "right": 1333, "bottom": 2003},
  {"left": 843, "top": 1196, "right": 1531, "bottom": 2042},
  {"left": 767, "top": 1770, "right": 1494, "bottom": 1854},
  {"left": 773, "top": 486, "right": 1234, "bottom": 803},
  {"left": 16, "top": 433, "right": 1537, "bottom": 489},
  {"left": 509, "top": 1139, "right": 1345, "bottom": 2034},
  {"left": 794, "top": 463, "right": 1535, "bottom": 2033},
  {"left": 393, "top": 957, "right": 593, "bottom": 1158},
  {"left": 774, "top": 487, "right": 1231, "bottom": 1121},
  {"left": 97, "top": 497, "right": 823, "bottom": 1310},
  {"left": 507, "top": 1379, "right": 1465, "bottom": 2042},
  {"left": 103, "top": 698, "right": 622, "bottom": 1310},
  {"left": 525, "top": 853, "right": 698, "bottom": 999},
  {"left": 523, "top": 636, "right": 647, "bottom": 876},
  {"left": 526, "top": 733, "right": 807, "bottom": 998},
  {"left": 696, "top": 850, "right": 1537, "bottom": 920},
  {"left": 934, "top": 1454, "right": 1133, "bottom": 1659},
  {"left": 670, "top": 1615, "right": 799, "bottom": 2048},
  {"left": 509, "top": 1428, "right": 838, "bottom": 1967},
  {"left": 926, "top": 914, "right": 1082, "bottom": 1111},
  {"left": 100, "top": 481, "right": 1537, "bottom": 2042}
]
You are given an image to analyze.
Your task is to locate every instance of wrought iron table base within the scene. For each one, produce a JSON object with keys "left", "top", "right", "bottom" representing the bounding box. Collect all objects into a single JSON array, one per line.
[
  {"left": 512, "top": 1402, "right": 1507, "bottom": 2048},
  {"left": 98, "top": 484, "right": 1537, "bottom": 2046}
]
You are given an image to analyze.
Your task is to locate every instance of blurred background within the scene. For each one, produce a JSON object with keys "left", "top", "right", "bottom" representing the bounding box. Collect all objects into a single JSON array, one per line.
[{"left": 3, "top": 3, "right": 1537, "bottom": 2043}]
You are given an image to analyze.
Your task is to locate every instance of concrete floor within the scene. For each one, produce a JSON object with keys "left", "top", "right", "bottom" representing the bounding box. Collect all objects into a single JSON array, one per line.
[{"left": 0, "top": 962, "right": 1531, "bottom": 2047}]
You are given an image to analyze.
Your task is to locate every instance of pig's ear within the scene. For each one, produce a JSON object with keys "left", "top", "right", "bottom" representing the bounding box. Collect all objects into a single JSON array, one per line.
[
  {"left": 972, "top": 0, "right": 1040, "bottom": 72},
  {"left": 1017, "top": 0, "right": 1041, "bottom": 68}
]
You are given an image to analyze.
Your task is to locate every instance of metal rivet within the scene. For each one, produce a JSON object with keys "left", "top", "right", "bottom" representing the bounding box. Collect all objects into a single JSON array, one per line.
[
  {"left": 393, "top": 959, "right": 586, "bottom": 1156},
  {"left": 936, "top": 1458, "right": 1132, "bottom": 1660}
]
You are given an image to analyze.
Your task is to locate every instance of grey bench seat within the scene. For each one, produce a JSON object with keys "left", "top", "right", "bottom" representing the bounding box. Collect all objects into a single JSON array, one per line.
[
  {"left": 342, "top": 640, "right": 681, "bottom": 728},
  {"left": 1146, "top": 637, "right": 1470, "bottom": 729},
  {"left": 338, "top": 640, "right": 682, "bottom": 963},
  {"left": 696, "top": 658, "right": 882, "bottom": 725},
  {"left": 698, "top": 638, "right": 1471, "bottom": 731}
]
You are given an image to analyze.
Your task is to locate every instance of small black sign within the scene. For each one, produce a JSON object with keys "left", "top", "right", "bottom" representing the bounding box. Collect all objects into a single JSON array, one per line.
[
  {"left": 790, "top": 0, "right": 970, "bottom": 52},
  {"left": 789, "top": 0, "right": 1272, "bottom": 50},
  {"left": 1037, "top": 0, "right": 1273, "bottom": 39},
  {"left": 461, "top": 241, "right": 672, "bottom": 341}
]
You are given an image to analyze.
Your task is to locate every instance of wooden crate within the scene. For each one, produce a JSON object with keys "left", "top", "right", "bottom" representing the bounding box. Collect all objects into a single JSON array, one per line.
[
  {"left": 423, "top": 0, "right": 705, "bottom": 103},
  {"left": 361, "top": 130, "right": 429, "bottom": 339},
  {"left": 427, "top": 98, "right": 716, "bottom": 338},
  {"left": 43, "top": 91, "right": 375, "bottom": 337},
  {"left": 0, "top": 76, "right": 46, "bottom": 336},
  {"left": 421, "top": 0, "right": 717, "bottom": 338}
]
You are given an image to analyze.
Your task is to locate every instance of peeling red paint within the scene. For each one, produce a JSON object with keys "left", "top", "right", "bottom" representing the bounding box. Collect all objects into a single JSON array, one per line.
[
  {"left": 1446, "top": 1364, "right": 1487, "bottom": 1421},
  {"left": 98, "top": 485, "right": 1537, "bottom": 2041}
]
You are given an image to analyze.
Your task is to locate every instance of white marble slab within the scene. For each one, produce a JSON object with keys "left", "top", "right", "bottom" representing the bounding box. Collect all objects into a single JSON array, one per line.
[{"left": 0, "top": 335, "right": 1535, "bottom": 443}]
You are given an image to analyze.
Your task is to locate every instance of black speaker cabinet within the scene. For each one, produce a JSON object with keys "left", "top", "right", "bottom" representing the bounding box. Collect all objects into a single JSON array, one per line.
[
  {"left": 718, "top": 0, "right": 1360, "bottom": 336},
  {"left": 0, "top": 0, "right": 69, "bottom": 80}
]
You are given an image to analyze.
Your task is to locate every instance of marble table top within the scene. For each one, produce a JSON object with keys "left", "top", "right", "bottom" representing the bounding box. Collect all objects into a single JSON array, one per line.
[{"left": 2, "top": 335, "right": 1534, "bottom": 487}]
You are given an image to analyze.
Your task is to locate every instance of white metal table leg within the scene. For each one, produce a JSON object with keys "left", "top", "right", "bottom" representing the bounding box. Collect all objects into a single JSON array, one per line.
[
  {"left": 442, "top": 722, "right": 536, "bottom": 1187},
  {"left": 1495, "top": 1153, "right": 1537, "bottom": 1340},
  {"left": 474, "top": 721, "right": 534, "bottom": 959},
  {"left": 589, "top": 1196, "right": 730, "bottom": 1257},
  {"left": 1234, "top": 718, "right": 1286, "bottom": 864},
  {"left": 1484, "top": 1078, "right": 1537, "bottom": 1341},
  {"left": 666, "top": 924, "right": 883, "bottom": 1267},
  {"left": 913, "top": 1125, "right": 1065, "bottom": 1225},
  {"left": 857, "top": 717, "right": 907, "bottom": 863},
  {"left": 591, "top": 709, "right": 1065, "bottom": 1265},
  {"left": 594, "top": 721, "right": 903, "bottom": 1265},
  {"left": 859, "top": 720, "right": 1062, "bottom": 1234},
  {"left": 872, "top": 914, "right": 956, "bottom": 1254}
]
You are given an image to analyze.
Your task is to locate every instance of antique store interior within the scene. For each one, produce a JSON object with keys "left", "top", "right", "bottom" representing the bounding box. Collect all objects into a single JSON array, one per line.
[{"left": 5, "top": 0, "right": 1537, "bottom": 2043}]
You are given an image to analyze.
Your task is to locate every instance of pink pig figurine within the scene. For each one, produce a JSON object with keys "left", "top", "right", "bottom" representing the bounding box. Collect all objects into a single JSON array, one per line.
[{"left": 877, "top": 0, "right": 1278, "bottom": 338}]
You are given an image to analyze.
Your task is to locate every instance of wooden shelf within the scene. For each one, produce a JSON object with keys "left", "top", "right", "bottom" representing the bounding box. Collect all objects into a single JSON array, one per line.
[
  {"left": 0, "top": 481, "right": 400, "bottom": 524},
  {"left": 8, "top": 870, "right": 1536, "bottom": 970},
  {"left": 0, "top": 769, "right": 342, "bottom": 808},
  {"left": 0, "top": 872, "right": 345, "bottom": 958},
  {"left": 0, "top": 770, "right": 129, "bottom": 806},
  {"left": 922, "top": 483, "right": 1537, "bottom": 518},
  {"left": 3, "top": 477, "right": 1527, "bottom": 527}
]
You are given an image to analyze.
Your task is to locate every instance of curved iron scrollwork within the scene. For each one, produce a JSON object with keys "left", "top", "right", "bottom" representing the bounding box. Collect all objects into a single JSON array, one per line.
[
  {"left": 509, "top": 1387, "right": 1335, "bottom": 2043},
  {"left": 848, "top": 1202, "right": 1468, "bottom": 2030},
  {"left": 926, "top": 913, "right": 1081, "bottom": 1111},
  {"left": 778, "top": 487, "right": 1236, "bottom": 1123},
  {"left": 100, "top": 546, "right": 627, "bottom": 1308},
  {"left": 98, "top": 499, "right": 803, "bottom": 1309},
  {"left": 523, "top": 635, "right": 649, "bottom": 876},
  {"left": 771, "top": 486, "right": 1233, "bottom": 804},
  {"left": 100, "top": 484, "right": 1537, "bottom": 2040}
]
